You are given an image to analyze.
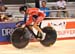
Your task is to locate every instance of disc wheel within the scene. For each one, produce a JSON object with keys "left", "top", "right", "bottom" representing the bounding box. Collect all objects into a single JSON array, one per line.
[
  {"left": 40, "top": 27, "right": 57, "bottom": 47},
  {"left": 11, "top": 28, "right": 29, "bottom": 49}
]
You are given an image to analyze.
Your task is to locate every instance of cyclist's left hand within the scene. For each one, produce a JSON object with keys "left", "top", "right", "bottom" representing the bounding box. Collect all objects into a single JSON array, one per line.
[{"left": 21, "top": 24, "right": 25, "bottom": 28}]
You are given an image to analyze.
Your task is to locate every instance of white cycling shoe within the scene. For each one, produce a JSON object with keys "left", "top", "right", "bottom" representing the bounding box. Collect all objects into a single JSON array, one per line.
[
  {"left": 37, "top": 32, "right": 46, "bottom": 40},
  {"left": 41, "top": 33, "right": 46, "bottom": 40}
]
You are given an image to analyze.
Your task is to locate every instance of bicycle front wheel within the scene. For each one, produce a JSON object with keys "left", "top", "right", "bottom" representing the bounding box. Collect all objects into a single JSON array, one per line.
[{"left": 11, "top": 28, "right": 29, "bottom": 49}]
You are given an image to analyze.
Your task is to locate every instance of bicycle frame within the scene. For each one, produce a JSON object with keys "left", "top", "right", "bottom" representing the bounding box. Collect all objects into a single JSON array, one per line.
[{"left": 26, "top": 23, "right": 42, "bottom": 39}]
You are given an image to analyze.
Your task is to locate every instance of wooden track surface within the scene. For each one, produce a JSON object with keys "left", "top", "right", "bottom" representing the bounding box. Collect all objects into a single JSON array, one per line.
[{"left": 0, "top": 40, "right": 75, "bottom": 54}]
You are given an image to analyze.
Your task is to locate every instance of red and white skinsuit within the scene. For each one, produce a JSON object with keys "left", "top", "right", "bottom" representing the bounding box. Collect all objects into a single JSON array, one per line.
[{"left": 25, "top": 8, "right": 45, "bottom": 25}]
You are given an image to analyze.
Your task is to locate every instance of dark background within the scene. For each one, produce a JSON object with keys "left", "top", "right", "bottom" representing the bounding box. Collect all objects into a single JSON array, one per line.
[
  {"left": 2, "top": 0, "right": 25, "bottom": 4},
  {"left": 2, "top": 0, "right": 75, "bottom": 4}
]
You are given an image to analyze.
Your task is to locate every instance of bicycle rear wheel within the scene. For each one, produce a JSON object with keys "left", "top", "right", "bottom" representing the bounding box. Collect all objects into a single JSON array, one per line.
[
  {"left": 11, "top": 28, "right": 29, "bottom": 49},
  {"left": 40, "top": 27, "right": 57, "bottom": 47}
]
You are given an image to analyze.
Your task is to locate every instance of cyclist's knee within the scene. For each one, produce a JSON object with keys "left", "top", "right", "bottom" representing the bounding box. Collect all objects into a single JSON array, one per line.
[{"left": 33, "top": 23, "right": 38, "bottom": 27}]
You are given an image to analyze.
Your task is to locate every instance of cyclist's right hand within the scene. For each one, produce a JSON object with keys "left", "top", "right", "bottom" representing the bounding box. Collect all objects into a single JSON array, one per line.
[{"left": 16, "top": 23, "right": 21, "bottom": 27}]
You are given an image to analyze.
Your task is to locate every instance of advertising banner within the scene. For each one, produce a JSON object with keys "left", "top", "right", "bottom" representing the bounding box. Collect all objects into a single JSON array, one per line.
[
  {"left": 41, "top": 19, "right": 75, "bottom": 38},
  {"left": 0, "top": 23, "right": 16, "bottom": 42}
]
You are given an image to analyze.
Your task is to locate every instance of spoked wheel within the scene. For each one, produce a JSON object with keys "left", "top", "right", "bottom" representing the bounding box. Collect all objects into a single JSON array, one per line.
[
  {"left": 40, "top": 27, "right": 57, "bottom": 47},
  {"left": 11, "top": 28, "right": 29, "bottom": 49}
]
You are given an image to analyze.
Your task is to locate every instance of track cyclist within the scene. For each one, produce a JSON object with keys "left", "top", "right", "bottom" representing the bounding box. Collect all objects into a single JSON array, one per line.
[{"left": 18, "top": 6, "right": 46, "bottom": 40}]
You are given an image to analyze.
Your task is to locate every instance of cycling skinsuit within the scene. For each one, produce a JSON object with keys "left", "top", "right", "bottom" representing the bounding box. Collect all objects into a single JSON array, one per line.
[{"left": 25, "top": 8, "right": 45, "bottom": 25}]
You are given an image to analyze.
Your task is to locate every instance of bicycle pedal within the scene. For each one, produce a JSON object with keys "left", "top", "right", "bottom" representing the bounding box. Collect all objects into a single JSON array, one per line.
[
  {"left": 36, "top": 38, "right": 41, "bottom": 41},
  {"left": 36, "top": 36, "right": 42, "bottom": 40}
]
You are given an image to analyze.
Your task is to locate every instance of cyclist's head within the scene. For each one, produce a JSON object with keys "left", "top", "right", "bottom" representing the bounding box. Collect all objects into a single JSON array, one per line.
[{"left": 19, "top": 6, "right": 27, "bottom": 14}]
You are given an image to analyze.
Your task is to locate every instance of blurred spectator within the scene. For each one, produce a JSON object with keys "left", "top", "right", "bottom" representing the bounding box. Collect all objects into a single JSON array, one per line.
[
  {"left": 40, "top": 1, "right": 52, "bottom": 17},
  {"left": 56, "top": 0, "right": 69, "bottom": 17},
  {"left": 39, "top": 0, "right": 47, "bottom": 7},
  {"left": 0, "top": 0, "right": 7, "bottom": 12},
  {"left": 0, "top": 0, "right": 9, "bottom": 21},
  {"left": 0, "top": 14, "right": 9, "bottom": 22}
]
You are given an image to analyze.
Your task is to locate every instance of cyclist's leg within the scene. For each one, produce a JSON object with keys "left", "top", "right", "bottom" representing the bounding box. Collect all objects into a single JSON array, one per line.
[
  {"left": 33, "top": 16, "right": 46, "bottom": 40},
  {"left": 33, "top": 16, "right": 44, "bottom": 33}
]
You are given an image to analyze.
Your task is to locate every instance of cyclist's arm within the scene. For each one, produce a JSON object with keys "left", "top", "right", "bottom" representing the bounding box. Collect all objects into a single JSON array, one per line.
[
  {"left": 25, "top": 15, "right": 33, "bottom": 26},
  {"left": 24, "top": 15, "right": 27, "bottom": 23}
]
